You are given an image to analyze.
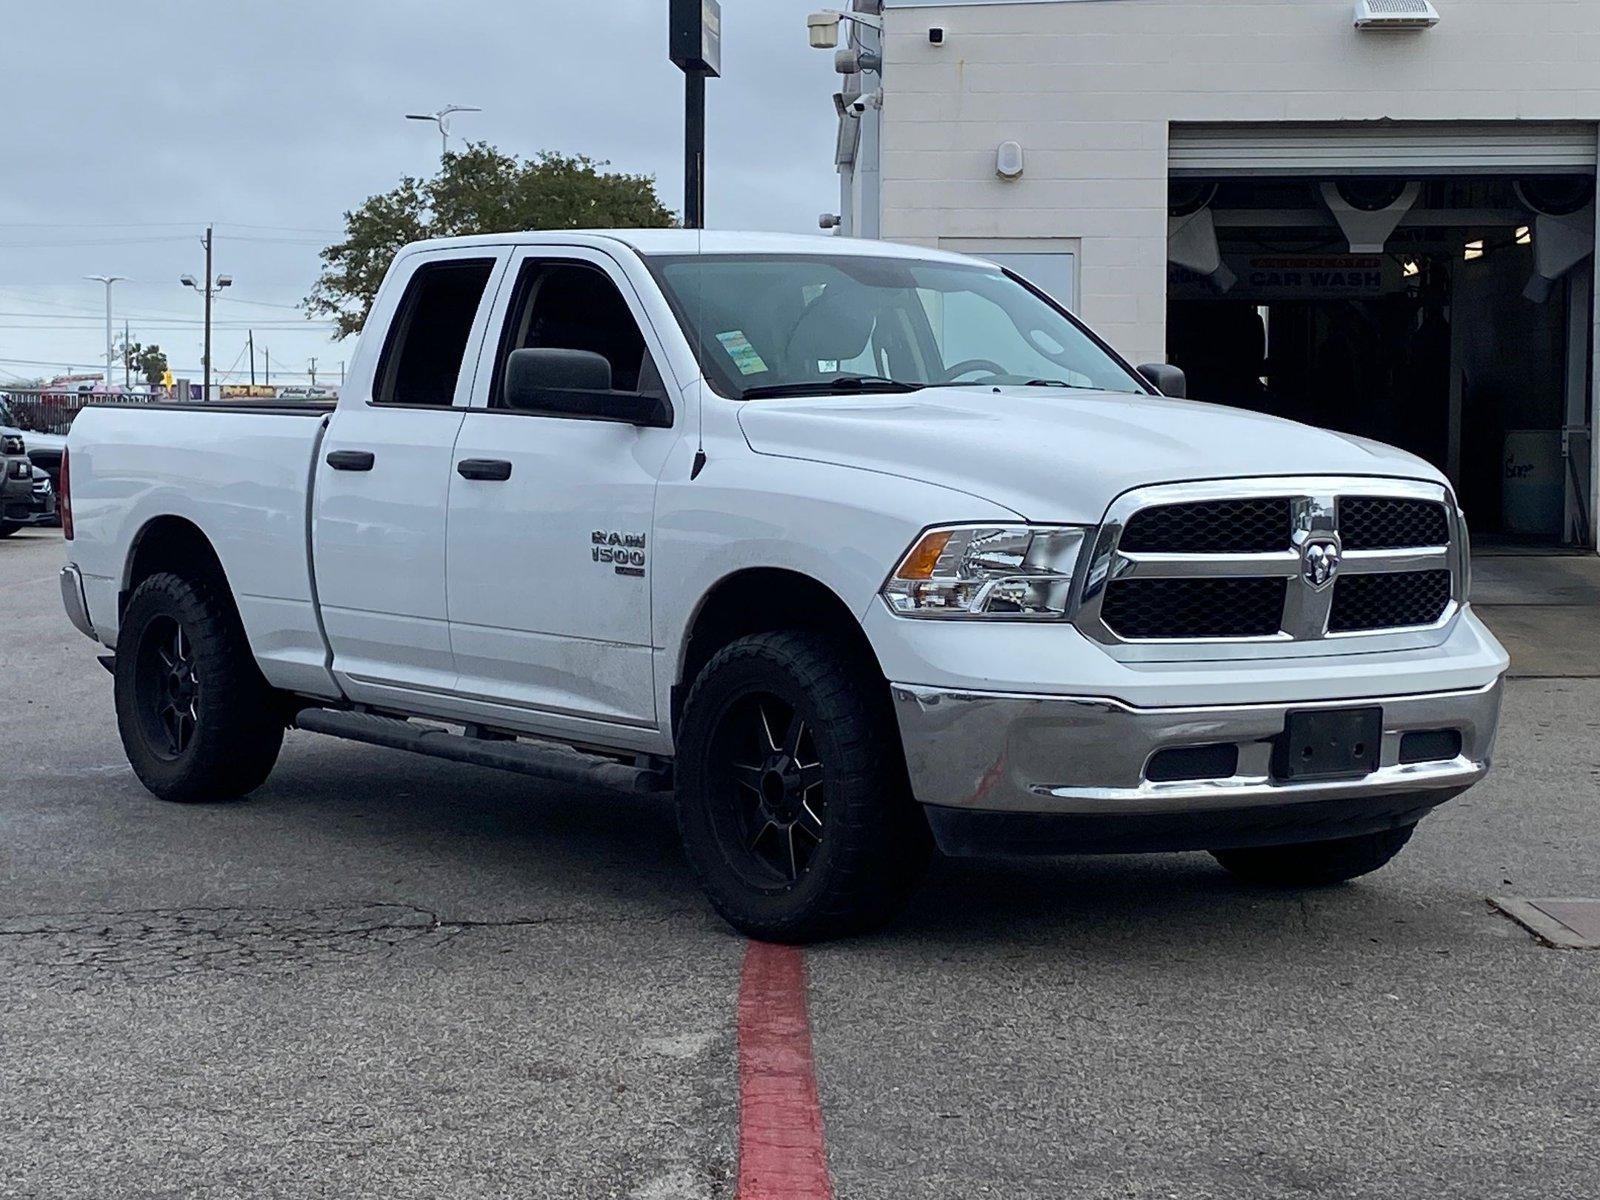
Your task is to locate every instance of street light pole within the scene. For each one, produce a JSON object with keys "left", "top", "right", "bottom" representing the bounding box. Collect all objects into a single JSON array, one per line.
[
  {"left": 405, "top": 105, "right": 482, "bottom": 159},
  {"left": 84, "top": 274, "right": 126, "bottom": 390}
]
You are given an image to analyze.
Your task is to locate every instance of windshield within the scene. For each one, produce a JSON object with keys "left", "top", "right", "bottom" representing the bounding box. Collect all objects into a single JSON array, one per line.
[{"left": 646, "top": 253, "right": 1147, "bottom": 400}]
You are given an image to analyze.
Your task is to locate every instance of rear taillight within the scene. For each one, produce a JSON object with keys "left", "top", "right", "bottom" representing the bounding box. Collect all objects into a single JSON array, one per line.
[{"left": 59, "top": 447, "right": 73, "bottom": 540}]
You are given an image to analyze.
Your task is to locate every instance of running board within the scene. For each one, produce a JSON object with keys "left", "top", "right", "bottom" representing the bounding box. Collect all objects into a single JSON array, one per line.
[{"left": 293, "top": 708, "right": 670, "bottom": 795}]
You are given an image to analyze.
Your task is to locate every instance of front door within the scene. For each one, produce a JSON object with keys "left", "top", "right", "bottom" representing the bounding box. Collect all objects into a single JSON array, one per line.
[
  {"left": 445, "top": 247, "right": 681, "bottom": 728},
  {"left": 313, "top": 249, "right": 505, "bottom": 700}
]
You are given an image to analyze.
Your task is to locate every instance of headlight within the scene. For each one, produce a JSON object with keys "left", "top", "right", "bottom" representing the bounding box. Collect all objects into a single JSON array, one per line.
[{"left": 883, "top": 525, "right": 1087, "bottom": 620}]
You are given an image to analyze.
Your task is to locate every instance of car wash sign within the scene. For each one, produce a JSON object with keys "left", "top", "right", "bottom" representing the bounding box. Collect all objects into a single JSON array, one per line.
[
  {"left": 1230, "top": 254, "right": 1401, "bottom": 299},
  {"left": 671, "top": 0, "right": 722, "bottom": 76}
]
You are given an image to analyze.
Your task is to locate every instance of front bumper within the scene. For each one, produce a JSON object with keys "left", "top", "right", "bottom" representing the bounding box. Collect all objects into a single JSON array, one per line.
[{"left": 891, "top": 677, "right": 1503, "bottom": 855}]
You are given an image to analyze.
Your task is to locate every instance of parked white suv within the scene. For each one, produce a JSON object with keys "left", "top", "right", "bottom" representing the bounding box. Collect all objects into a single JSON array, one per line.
[{"left": 58, "top": 231, "right": 1506, "bottom": 940}]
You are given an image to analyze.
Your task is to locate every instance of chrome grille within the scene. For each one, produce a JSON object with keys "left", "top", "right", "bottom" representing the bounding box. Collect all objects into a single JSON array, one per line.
[
  {"left": 1120, "top": 498, "right": 1292, "bottom": 555},
  {"left": 1101, "top": 577, "right": 1287, "bottom": 639},
  {"left": 1079, "top": 478, "right": 1464, "bottom": 661},
  {"left": 1329, "top": 570, "right": 1452, "bottom": 632},
  {"left": 1338, "top": 497, "right": 1449, "bottom": 550}
]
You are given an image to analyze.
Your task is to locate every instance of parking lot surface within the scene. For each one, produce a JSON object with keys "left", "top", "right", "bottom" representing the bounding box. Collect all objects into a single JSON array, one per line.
[{"left": 3, "top": 526, "right": 1598, "bottom": 1198}]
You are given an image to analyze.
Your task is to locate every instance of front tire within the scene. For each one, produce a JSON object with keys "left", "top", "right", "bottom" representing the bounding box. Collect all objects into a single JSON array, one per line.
[
  {"left": 676, "top": 631, "right": 931, "bottom": 943},
  {"left": 114, "top": 571, "right": 284, "bottom": 804},
  {"left": 1212, "top": 824, "right": 1416, "bottom": 887}
]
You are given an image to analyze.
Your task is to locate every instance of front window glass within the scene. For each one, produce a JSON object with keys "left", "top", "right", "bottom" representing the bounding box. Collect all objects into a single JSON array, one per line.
[{"left": 647, "top": 253, "right": 1144, "bottom": 399}]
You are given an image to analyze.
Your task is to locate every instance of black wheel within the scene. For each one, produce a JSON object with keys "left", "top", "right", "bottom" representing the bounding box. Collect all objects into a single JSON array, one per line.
[
  {"left": 676, "top": 631, "right": 932, "bottom": 943},
  {"left": 1212, "top": 824, "right": 1416, "bottom": 887},
  {"left": 114, "top": 571, "right": 284, "bottom": 804}
]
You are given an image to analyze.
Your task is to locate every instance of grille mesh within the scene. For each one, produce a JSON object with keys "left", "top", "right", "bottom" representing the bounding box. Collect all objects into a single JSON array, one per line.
[
  {"left": 1329, "top": 570, "right": 1452, "bottom": 633},
  {"left": 1339, "top": 497, "right": 1450, "bottom": 550},
  {"left": 1102, "top": 578, "right": 1287, "bottom": 640},
  {"left": 1119, "top": 499, "right": 1293, "bottom": 555}
]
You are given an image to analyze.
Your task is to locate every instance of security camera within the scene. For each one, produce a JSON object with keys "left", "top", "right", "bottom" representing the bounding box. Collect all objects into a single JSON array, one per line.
[
  {"left": 807, "top": 11, "right": 841, "bottom": 49},
  {"left": 929, "top": 27, "right": 945, "bottom": 46},
  {"left": 819, "top": 213, "right": 842, "bottom": 230},
  {"left": 846, "top": 90, "right": 882, "bottom": 115},
  {"left": 835, "top": 46, "right": 882, "bottom": 73}
]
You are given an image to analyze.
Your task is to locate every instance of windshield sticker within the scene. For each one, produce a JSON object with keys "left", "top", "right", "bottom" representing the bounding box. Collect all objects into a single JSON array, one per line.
[{"left": 715, "top": 330, "right": 769, "bottom": 376}]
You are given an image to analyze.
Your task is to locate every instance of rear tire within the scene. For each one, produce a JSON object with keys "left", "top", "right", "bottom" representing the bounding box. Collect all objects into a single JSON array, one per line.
[
  {"left": 676, "top": 631, "right": 932, "bottom": 943},
  {"left": 114, "top": 571, "right": 284, "bottom": 804},
  {"left": 1211, "top": 824, "right": 1416, "bottom": 887}
]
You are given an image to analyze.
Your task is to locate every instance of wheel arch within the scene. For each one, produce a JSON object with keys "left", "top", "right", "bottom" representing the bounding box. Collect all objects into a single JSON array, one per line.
[
  {"left": 672, "top": 567, "right": 888, "bottom": 740},
  {"left": 121, "top": 514, "right": 233, "bottom": 618}
]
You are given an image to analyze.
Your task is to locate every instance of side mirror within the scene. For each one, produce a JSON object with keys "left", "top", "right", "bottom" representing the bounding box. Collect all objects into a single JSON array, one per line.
[
  {"left": 503, "top": 348, "right": 672, "bottom": 428},
  {"left": 1137, "top": 362, "right": 1187, "bottom": 399}
]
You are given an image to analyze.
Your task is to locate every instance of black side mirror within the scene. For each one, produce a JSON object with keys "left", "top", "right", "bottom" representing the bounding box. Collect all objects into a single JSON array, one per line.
[
  {"left": 1137, "top": 362, "right": 1187, "bottom": 399},
  {"left": 503, "top": 348, "right": 672, "bottom": 428}
]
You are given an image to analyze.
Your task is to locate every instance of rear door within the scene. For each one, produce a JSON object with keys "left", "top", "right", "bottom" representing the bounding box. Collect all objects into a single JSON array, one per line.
[
  {"left": 444, "top": 246, "right": 680, "bottom": 729},
  {"left": 314, "top": 248, "right": 506, "bottom": 700}
]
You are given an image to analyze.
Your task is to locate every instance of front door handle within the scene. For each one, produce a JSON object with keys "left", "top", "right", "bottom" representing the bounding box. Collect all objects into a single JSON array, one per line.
[
  {"left": 326, "top": 449, "right": 376, "bottom": 472},
  {"left": 457, "top": 458, "right": 513, "bottom": 482}
]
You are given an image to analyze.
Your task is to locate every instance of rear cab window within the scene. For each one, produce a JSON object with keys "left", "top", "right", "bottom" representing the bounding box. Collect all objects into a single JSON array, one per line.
[{"left": 373, "top": 258, "right": 496, "bottom": 407}]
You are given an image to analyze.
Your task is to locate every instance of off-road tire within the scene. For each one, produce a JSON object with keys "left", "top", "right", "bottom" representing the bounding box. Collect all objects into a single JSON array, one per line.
[
  {"left": 676, "top": 630, "right": 932, "bottom": 943},
  {"left": 1212, "top": 824, "right": 1417, "bottom": 887},
  {"left": 114, "top": 571, "right": 284, "bottom": 804}
]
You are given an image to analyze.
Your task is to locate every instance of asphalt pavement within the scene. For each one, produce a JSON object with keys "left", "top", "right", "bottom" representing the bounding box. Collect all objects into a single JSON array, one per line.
[{"left": 3, "top": 526, "right": 1598, "bottom": 1199}]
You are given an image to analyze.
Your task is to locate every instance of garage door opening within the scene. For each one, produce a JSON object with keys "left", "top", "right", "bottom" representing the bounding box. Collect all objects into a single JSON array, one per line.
[{"left": 1166, "top": 167, "right": 1596, "bottom": 551}]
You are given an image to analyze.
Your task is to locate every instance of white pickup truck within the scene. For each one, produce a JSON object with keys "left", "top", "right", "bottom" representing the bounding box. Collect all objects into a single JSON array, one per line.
[{"left": 59, "top": 230, "right": 1507, "bottom": 940}]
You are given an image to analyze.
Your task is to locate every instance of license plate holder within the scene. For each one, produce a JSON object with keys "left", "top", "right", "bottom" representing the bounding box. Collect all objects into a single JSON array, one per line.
[{"left": 1275, "top": 707, "right": 1383, "bottom": 782}]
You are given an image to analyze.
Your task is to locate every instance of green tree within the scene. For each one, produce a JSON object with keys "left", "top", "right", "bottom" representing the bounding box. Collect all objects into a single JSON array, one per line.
[
  {"left": 116, "top": 339, "right": 168, "bottom": 387},
  {"left": 306, "top": 144, "right": 676, "bottom": 338}
]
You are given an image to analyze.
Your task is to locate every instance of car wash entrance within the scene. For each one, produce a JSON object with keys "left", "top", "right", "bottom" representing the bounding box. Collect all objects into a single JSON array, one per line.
[{"left": 1166, "top": 122, "right": 1598, "bottom": 549}]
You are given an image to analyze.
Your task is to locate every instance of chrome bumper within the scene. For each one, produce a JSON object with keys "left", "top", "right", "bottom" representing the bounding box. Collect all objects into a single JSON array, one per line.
[
  {"left": 890, "top": 678, "right": 1502, "bottom": 817},
  {"left": 60, "top": 564, "right": 97, "bottom": 641}
]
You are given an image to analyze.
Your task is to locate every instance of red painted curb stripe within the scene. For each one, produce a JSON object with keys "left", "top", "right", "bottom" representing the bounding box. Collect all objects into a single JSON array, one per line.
[{"left": 736, "top": 941, "right": 833, "bottom": 1200}]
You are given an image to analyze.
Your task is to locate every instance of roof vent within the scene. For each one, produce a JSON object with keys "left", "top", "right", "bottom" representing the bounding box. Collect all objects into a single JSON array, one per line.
[{"left": 1353, "top": 0, "right": 1440, "bottom": 30}]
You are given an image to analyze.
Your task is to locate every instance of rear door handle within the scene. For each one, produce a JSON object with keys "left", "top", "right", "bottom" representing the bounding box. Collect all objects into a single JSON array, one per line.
[
  {"left": 326, "top": 450, "right": 376, "bottom": 472},
  {"left": 457, "top": 458, "right": 513, "bottom": 482}
]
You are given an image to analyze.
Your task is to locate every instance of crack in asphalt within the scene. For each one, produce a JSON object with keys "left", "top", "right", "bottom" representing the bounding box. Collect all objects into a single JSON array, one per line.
[{"left": 0, "top": 902, "right": 688, "bottom": 988}]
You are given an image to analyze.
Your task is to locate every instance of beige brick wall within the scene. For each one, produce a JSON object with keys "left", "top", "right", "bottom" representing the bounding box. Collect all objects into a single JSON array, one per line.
[{"left": 879, "top": 0, "right": 1600, "bottom": 363}]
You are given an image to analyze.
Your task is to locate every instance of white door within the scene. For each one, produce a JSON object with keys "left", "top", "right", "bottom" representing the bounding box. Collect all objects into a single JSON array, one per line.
[
  {"left": 313, "top": 249, "right": 506, "bottom": 700},
  {"left": 444, "top": 247, "right": 681, "bottom": 728}
]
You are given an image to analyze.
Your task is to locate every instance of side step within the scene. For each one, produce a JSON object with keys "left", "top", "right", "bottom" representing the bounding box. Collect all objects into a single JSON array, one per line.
[{"left": 294, "top": 708, "right": 670, "bottom": 795}]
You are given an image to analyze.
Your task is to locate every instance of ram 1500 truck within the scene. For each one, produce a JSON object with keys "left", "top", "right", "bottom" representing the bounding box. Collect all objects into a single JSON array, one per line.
[{"left": 59, "top": 231, "right": 1507, "bottom": 941}]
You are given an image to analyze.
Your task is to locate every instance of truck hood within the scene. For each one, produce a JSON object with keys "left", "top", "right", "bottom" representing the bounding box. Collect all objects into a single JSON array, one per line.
[{"left": 736, "top": 387, "right": 1444, "bottom": 523}]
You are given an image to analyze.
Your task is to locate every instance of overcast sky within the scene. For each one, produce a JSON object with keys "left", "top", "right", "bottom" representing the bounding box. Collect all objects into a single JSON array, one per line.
[{"left": 0, "top": 1, "right": 840, "bottom": 387}]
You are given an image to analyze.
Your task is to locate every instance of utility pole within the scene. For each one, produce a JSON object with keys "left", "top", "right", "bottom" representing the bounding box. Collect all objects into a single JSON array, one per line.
[
  {"left": 264, "top": 347, "right": 270, "bottom": 385},
  {"left": 340, "top": 360, "right": 346, "bottom": 387},
  {"left": 308, "top": 357, "right": 318, "bottom": 387},
  {"left": 670, "top": 0, "right": 721, "bottom": 229},
  {"left": 248, "top": 331, "right": 256, "bottom": 386},
  {"left": 180, "top": 226, "right": 231, "bottom": 401},
  {"left": 84, "top": 275, "right": 127, "bottom": 389},
  {"left": 123, "top": 320, "right": 131, "bottom": 388}
]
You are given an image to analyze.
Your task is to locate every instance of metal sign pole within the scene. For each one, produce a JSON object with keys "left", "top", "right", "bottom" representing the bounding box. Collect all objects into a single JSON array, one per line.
[
  {"left": 685, "top": 71, "right": 706, "bottom": 229},
  {"left": 670, "top": 0, "right": 721, "bottom": 231}
]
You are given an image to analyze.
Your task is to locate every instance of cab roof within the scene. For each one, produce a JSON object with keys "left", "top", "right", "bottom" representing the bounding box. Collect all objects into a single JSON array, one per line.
[{"left": 400, "top": 228, "right": 983, "bottom": 266}]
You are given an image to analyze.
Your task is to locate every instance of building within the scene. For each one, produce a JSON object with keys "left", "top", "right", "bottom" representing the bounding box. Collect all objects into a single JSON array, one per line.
[{"left": 820, "top": 0, "right": 1600, "bottom": 549}]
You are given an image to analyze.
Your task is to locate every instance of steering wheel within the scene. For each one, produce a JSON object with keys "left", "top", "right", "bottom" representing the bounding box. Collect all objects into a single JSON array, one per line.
[{"left": 942, "top": 358, "right": 1008, "bottom": 382}]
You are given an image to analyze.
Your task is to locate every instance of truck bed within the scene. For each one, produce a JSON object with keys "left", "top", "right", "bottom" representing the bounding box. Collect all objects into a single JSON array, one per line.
[{"left": 67, "top": 403, "right": 337, "bottom": 699}]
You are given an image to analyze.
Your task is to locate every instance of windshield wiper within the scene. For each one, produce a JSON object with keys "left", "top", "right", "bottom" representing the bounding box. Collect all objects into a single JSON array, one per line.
[{"left": 739, "top": 376, "right": 925, "bottom": 400}]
